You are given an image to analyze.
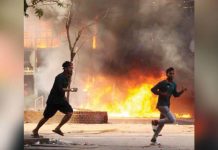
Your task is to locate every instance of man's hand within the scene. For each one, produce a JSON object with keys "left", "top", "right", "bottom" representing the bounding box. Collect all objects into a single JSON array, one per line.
[
  {"left": 63, "top": 88, "right": 78, "bottom": 92},
  {"left": 71, "top": 88, "right": 78, "bottom": 92},
  {"left": 181, "top": 86, "right": 187, "bottom": 92}
]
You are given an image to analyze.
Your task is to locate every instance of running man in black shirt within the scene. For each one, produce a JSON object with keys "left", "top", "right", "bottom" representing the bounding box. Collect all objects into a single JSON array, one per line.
[
  {"left": 150, "top": 67, "right": 187, "bottom": 144},
  {"left": 32, "top": 61, "right": 77, "bottom": 137}
]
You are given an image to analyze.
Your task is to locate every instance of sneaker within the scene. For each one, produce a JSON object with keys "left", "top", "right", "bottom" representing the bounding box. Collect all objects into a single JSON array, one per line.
[
  {"left": 150, "top": 137, "right": 157, "bottom": 145},
  {"left": 52, "top": 129, "right": 64, "bottom": 136}
]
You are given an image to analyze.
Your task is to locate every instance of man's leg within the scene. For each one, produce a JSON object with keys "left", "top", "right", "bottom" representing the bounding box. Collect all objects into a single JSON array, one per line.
[
  {"left": 153, "top": 113, "right": 165, "bottom": 133},
  {"left": 53, "top": 101, "right": 73, "bottom": 136},
  {"left": 33, "top": 104, "right": 57, "bottom": 136},
  {"left": 158, "top": 113, "right": 165, "bottom": 133},
  {"left": 32, "top": 117, "right": 49, "bottom": 135},
  {"left": 151, "top": 106, "right": 176, "bottom": 143},
  {"left": 151, "top": 114, "right": 165, "bottom": 143},
  {"left": 54, "top": 112, "right": 72, "bottom": 131},
  {"left": 152, "top": 113, "right": 166, "bottom": 142},
  {"left": 158, "top": 107, "right": 176, "bottom": 125}
]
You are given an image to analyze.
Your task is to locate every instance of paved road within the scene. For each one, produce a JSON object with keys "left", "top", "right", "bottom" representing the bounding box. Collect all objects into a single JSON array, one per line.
[{"left": 24, "top": 123, "right": 194, "bottom": 150}]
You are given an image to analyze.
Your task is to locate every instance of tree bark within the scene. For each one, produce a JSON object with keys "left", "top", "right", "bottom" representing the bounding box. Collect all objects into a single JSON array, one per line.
[
  {"left": 65, "top": 7, "right": 82, "bottom": 101},
  {"left": 66, "top": 8, "right": 73, "bottom": 101},
  {"left": 65, "top": 7, "right": 110, "bottom": 101}
]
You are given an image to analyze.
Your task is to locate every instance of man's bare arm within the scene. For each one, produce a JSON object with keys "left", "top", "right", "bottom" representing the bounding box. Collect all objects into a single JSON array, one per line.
[{"left": 173, "top": 86, "right": 187, "bottom": 97}]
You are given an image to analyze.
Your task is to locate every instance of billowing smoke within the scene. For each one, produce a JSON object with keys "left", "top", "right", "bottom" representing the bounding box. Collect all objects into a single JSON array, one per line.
[
  {"left": 72, "top": 0, "right": 194, "bottom": 114},
  {"left": 25, "top": 0, "right": 194, "bottom": 115},
  {"left": 64, "top": 0, "right": 195, "bottom": 85}
]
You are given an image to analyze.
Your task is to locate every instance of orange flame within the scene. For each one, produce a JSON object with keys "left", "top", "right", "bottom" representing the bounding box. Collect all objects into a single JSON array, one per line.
[
  {"left": 79, "top": 71, "right": 192, "bottom": 118},
  {"left": 175, "top": 113, "right": 192, "bottom": 118},
  {"left": 92, "top": 36, "right": 96, "bottom": 49}
]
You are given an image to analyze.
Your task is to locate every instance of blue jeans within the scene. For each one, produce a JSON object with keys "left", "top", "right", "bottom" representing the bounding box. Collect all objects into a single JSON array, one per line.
[{"left": 153, "top": 106, "right": 176, "bottom": 139}]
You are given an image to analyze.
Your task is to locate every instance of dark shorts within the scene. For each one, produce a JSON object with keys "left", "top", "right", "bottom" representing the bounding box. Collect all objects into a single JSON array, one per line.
[{"left": 43, "top": 100, "right": 73, "bottom": 119}]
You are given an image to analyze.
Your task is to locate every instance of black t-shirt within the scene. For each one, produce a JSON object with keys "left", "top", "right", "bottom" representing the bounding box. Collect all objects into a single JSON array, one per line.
[
  {"left": 47, "top": 72, "right": 69, "bottom": 104},
  {"left": 151, "top": 80, "right": 181, "bottom": 107}
]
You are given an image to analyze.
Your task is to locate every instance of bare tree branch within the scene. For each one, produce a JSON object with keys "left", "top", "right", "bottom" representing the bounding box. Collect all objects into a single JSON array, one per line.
[
  {"left": 70, "top": 8, "right": 111, "bottom": 54},
  {"left": 26, "top": 0, "right": 70, "bottom": 17},
  {"left": 65, "top": 5, "right": 73, "bottom": 101},
  {"left": 66, "top": 6, "right": 73, "bottom": 51},
  {"left": 65, "top": 7, "right": 111, "bottom": 101}
]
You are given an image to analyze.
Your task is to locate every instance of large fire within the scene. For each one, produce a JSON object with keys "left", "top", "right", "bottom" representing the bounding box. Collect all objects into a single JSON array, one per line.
[{"left": 79, "top": 71, "right": 192, "bottom": 119}]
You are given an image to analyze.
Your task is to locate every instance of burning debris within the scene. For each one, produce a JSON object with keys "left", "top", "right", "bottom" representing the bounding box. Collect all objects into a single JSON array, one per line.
[{"left": 79, "top": 71, "right": 165, "bottom": 118}]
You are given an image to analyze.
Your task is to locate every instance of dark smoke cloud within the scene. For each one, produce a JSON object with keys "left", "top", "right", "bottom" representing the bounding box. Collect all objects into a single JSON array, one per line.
[{"left": 74, "top": 0, "right": 194, "bottom": 77}]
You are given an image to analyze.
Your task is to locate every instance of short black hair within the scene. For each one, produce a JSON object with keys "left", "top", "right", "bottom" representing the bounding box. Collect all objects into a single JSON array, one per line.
[
  {"left": 62, "top": 61, "right": 73, "bottom": 68},
  {"left": 166, "top": 67, "right": 174, "bottom": 74}
]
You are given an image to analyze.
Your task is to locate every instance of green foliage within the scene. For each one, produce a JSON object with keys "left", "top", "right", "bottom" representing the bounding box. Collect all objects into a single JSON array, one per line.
[
  {"left": 35, "top": 8, "right": 43, "bottom": 18},
  {"left": 25, "top": 0, "right": 65, "bottom": 18}
]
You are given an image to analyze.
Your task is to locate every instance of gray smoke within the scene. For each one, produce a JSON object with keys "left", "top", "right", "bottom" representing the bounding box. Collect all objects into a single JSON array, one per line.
[{"left": 73, "top": 0, "right": 194, "bottom": 114}]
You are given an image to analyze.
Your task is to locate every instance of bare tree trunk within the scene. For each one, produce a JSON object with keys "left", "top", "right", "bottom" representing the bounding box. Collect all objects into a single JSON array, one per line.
[
  {"left": 66, "top": 8, "right": 73, "bottom": 102},
  {"left": 65, "top": 6, "right": 110, "bottom": 101},
  {"left": 65, "top": 7, "right": 81, "bottom": 101}
]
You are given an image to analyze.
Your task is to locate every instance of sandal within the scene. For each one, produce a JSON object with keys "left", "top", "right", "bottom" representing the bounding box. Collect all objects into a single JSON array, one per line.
[{"left": 52, "top": 129, "right": 64, "bottom": 136}]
